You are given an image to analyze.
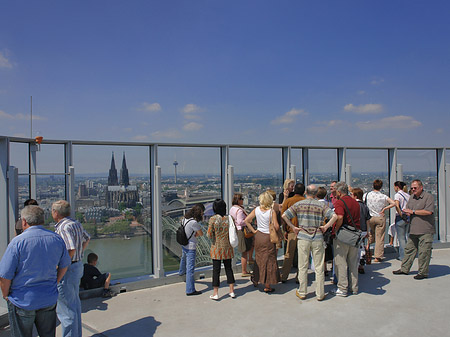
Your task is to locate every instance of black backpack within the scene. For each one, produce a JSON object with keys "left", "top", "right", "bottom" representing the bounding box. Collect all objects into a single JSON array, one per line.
[{"left": 176, "top": 219, "right": 194, "bottom": 246}]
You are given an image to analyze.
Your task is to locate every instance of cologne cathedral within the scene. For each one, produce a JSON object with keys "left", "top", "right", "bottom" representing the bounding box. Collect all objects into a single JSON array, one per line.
[{"left": 106, "top": 152, "right": 138, "bottom": 209}]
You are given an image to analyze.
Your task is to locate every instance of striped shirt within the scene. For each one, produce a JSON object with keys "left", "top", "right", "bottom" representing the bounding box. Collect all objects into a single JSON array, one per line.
[
  {"left": 284, "top": 198, "right": 335, "bottom": 241},
  {"left": 55, "top": 217, "right": 90, "bottom": 262}
]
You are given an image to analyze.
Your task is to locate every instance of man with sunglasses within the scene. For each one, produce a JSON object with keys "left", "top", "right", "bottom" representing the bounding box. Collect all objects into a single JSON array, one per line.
[{"left": 393, "top": 179, "right": 435, "bottom": 279}]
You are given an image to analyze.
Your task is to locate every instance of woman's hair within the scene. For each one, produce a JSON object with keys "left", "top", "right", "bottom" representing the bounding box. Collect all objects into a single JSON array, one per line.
[
  {"left": 352, "top": 187, "right": 364, "bottom": 200},
  {"left": 259, "top": 191, "right": 273, "bottom": 209},
  {"left": 232, "top": 193, "right": 243, "bottom": 205},
  {"left": 394, "top": 181, "right": 407, "bottom": 192},
  {"left": 267, "top": 189, "right": 277, "bottom": 203},
  {"left": 373, "top": 179, "right": 383, "bottom": 190},
  {"left": 213, "top": 199, "right": 227, "bottom": 217},
  {"left": 283, "top": 179, "right": 295, "bottom": 190},
  {"left": 185, "top": 204, "right": 204, "bottom": 222}
]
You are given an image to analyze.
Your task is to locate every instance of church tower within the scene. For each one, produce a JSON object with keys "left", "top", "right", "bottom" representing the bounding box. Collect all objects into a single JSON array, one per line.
[
  {"left": 108, "top": 152, "right": 119, "bottom": 186},
  {"left": 120, "top": 152, "right": 130, "bottom": 187}
]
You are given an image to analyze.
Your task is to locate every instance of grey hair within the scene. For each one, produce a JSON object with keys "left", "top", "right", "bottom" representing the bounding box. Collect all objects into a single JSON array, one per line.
[
  {"left": 306, "top": 184, "right": 318, "bottom": 197},
  {"left": 52, "top": 200, "right": 71, "bottom": 217},
  {"left": 335, "top": 181, "right": 349, "bottom": 195},
  {"left": 21, "top": 205, "right": 44, "bottom": 226}
]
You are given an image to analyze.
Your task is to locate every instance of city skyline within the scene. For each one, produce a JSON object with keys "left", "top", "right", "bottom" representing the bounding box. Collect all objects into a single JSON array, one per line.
[{"left": 1, "top": 1, "right": 449, "bottom": 148}]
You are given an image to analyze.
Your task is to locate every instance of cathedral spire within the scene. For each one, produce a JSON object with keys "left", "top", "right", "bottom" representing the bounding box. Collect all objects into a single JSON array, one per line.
[
  {"left": 108, "top": 152, "right": 118, "bottom": 186},
  {"left": 120, "top": 152, "right": 130, "bottom": 187}
]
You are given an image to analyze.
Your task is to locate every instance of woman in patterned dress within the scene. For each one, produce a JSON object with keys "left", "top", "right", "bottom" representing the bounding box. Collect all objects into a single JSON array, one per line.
[{"left": 207, "top": 199, "right": 236, "bottom": 300}]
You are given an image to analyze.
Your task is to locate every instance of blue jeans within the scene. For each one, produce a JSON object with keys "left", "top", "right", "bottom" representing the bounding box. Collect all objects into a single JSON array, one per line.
[
  {"left": 179, "top": 247, "right": 196, "bottom": 294},
  {"left": 395, "top": 216, "right": 409, "bottom": 261},
  {"left": 57, "top": 261, "right": 83, "bottom": 337},
  {"left": 7, "top": 301, "right": 56, "bottom": 337}
]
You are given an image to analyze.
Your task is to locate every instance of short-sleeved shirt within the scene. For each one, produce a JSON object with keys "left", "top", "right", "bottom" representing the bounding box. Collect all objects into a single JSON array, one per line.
[
  {"left": 183, "top": 218, "right": 202, "bottom": 250},
  {"left": 55, "top": 217, "right": 90, "bottom": 262},
  {"left": 229, "top": 205, "right": 247, "bottom": 230},
  {"left": 395, "top": 190, "right": 410, "bottom": 215},
  {"left": 0, "top": 225, "right": 71, "bottom": 310},
  {"left": 406, "top": 191, "right": 435, "bottom": 235},
  {"left": 284, "top": 198, "right": 335, "bottom": 241},
  {"left": 364, "top": 191, "right": 389, "bottom": 217},
  {"left": 334, "top": 195, "right": 361, "bottom": 230}
]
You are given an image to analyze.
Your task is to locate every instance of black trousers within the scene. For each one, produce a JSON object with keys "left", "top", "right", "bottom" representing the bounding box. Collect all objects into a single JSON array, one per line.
[{"left": 212, "top": 259, "right": 235, "bottom": 287}]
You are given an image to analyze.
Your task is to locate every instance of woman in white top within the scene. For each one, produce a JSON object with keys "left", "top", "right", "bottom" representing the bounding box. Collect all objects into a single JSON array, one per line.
[
  {"left": 394, "top": 181, "right": 410, "bottom": 260},
  {"left": 244, "top": 191, "right": 280, "bottom": 293}
]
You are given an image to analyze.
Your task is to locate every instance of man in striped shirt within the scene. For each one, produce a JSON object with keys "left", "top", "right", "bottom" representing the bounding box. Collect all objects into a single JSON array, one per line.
[
  {"left": 283, "top": 185, "right": 337, "bottom": 301},
  {"left": 52, "top": 200, "right": 90, "bottom": 337}
]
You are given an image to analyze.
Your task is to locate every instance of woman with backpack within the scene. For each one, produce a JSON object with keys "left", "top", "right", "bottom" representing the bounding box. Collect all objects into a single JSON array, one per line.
[{"left": 178, "top": 204, "right": 204, "bottom": 296}]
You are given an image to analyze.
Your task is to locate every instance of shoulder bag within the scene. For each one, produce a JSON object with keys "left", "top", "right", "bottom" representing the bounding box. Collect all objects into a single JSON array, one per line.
[
  {"left": 228, "top": 215, "right": 239, "bottom": 248},
  {"left": 269, "top": 209, "right": 283, "bottom": 248},
  {"left": 336, "top": 199, "right": 363, "bottom": 247}
]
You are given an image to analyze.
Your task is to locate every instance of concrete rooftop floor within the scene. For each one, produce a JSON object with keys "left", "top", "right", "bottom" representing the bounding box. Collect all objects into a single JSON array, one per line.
[{"left": 1, "top": 247, "right": 450, "bottom": 337}]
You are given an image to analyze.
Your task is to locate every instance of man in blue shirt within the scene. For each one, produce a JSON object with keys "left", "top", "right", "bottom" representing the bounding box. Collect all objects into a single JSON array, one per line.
[{"left": 0, "top": 205, "right": 71, "bottom": 337}]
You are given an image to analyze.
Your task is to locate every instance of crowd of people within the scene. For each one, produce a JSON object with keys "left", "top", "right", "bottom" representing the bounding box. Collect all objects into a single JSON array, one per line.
[
  {"left": 0, "top": 177, "right": 435, "bottom": 336},
  {"left": 179, "top": 178, "right": 435, "bottom": 301}
]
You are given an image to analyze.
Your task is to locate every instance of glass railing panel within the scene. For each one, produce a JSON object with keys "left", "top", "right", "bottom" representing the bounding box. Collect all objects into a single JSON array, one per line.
[
  {"left": 346, "top": 149, "right": 389, "bottom": 194},
  {"left": 36, "top": 174, "right": 66, "bottom": 226},
  {"left": 308, "top": 149, "right": 338, "bottom": 193},
  {"left": 158, "top": 146, "right": 222, "bottom": 272},
  {"left": 397, "top": 149, "right": 438, "bottom": 238},
  {"left": 291, "top": 148, "right": 303, "bottom": 183},
  {"left": 9, "top": 142, "right": 30, "bottom": 209},
  {"left": 35, "top": 143, "right": 65, "bottom": 174},
  {"left": 229, "top": 147, "right": 284, "bottom": 258},
  {"left": 72, "top": 145, "right": 152, "bottom": 279}
]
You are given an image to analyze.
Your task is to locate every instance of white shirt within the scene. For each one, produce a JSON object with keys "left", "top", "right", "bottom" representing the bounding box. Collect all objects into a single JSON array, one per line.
[
  {"left": 255, "top": 207, "right": 271, "bottom": 234},
  {"left": 364, "top": 191, "right": 389, "bottom": 217},
  {"left": 395, "top": 190, "right": 410, "bottom": 215}
]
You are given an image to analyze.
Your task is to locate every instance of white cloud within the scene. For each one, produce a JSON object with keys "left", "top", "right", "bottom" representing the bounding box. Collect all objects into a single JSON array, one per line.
[
  {"left": 132, "top": 135, "right": 148, "bottom": 141},
  {"left": 0, "top": 110, "right": 46, "bottom": 120},
  {"left": 356, "top": 115, "right": 422, "bottom": 130},
  {"left": 182, "top": 104, "right": 201, "bottom": 114},
  {"left": 0, "top": 51, "right": 13, "bottom": 69},
  {"left": 183, "top": 122, "right": 203, "bottom": 131},
  {"left": 271, "top": 108, "right": 308, "bottom": 125},
  {"left": 138, "top": 102, "right": 161, "bottom": 112},
  {"left": 151, "top": 129, "right": 182, "bottom": 139},
  {"left": 344, "top": 103, "right": 383, "bottom": 114},
  {"left": 357, "top": 90, "right": 366, "bottom": 95},
  {"left": 436, "top": 128, "right": 444, "bottom": 134},
  {"left": 13, "top": 133, "right": 26, "bottom": 137},
  {"left": 124, "top": 127, "right": 133, "bottom": 132},
  {"left": 371, "top": 78, "right": 384, "bottom": 85},
  {"left": 0, "top": 110, "right": 14, "bottom": 119}
]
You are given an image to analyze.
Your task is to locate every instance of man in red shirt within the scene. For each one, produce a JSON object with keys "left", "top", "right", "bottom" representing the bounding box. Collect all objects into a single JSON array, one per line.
[{"left": 332, "top": 181, "right": 361, "bottom": 297}]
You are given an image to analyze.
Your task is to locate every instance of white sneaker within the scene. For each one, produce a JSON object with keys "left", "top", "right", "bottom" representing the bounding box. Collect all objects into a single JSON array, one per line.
[
  {"left": 229, "top": 292, "right": 236, "bottom": 298},
  {"left": 209, "top": 294, "right": 219, "bottom": 300},
  {"left": 331, "top": 288, "right": 347, "bottom": 297}
]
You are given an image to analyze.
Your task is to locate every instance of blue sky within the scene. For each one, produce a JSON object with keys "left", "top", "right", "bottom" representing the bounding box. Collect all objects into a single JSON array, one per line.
[{"left": 1, "top": 0, "right": 449, "bottom": 148}]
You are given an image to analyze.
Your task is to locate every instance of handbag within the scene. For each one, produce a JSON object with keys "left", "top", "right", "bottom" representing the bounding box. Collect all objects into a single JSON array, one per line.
[
  {"left": 228, "top": 215, "right": 239, "bottom": 248},
  {"left": 269, "top": 210, "right": 283, "bottom": 247},
  {"left": 335, "top": 199, "right": 363, "bottom": 247}
]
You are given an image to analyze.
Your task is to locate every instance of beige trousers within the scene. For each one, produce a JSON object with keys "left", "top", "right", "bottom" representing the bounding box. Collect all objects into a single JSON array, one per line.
[
  {"left": 334, "top": 239, "right": 359, "bottom": 294},
  {"left": 368, "top": 216, "right": 386, "bottom": 259},
  {"left": 281, "top": 232, "right": 298, "bottom": 281},
  {"left": 297, "top": 239, "right": 325, "bottom": 299}
]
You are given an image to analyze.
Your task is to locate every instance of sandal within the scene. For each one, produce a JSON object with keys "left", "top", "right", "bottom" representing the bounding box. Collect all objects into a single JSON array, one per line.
[{"left": 264, "top": 288, "right": 275, "bottom": 293}]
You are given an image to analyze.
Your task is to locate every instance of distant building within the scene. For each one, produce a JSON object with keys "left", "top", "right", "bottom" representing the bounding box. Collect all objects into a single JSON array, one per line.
[
  {"left": 106, "top": 152, "right": 138, "bottom": 209},
  {"left": 84, "top": 206, "right": 121, "bottom": 222}
]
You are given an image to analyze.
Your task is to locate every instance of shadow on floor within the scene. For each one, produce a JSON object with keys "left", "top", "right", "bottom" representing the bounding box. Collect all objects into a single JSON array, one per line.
[{"left": 91, "top": 316, "right": 161, "bottom": 337}]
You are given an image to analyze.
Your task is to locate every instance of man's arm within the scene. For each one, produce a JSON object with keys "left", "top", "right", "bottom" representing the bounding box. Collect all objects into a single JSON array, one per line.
[
  {"left": 57, "top": 267, "right": 69, "bottom": 283},
  {"left": 319, "top": 213, "right": 338, "bottom": 232},
  {"left": 334, "top": 215, "right": 344, "bottom": 232},
  {"left": 281, "top": 214, "right": 300, "bottom": 235},
  {"left": 82, "top": 239, "right": 90, "bottom": 252},
  {"left": 0, "top": 278, "right": 11, "bottom": 300},
  {"left": 68, "top": 249, "right": 76, "bottom": 259}
]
